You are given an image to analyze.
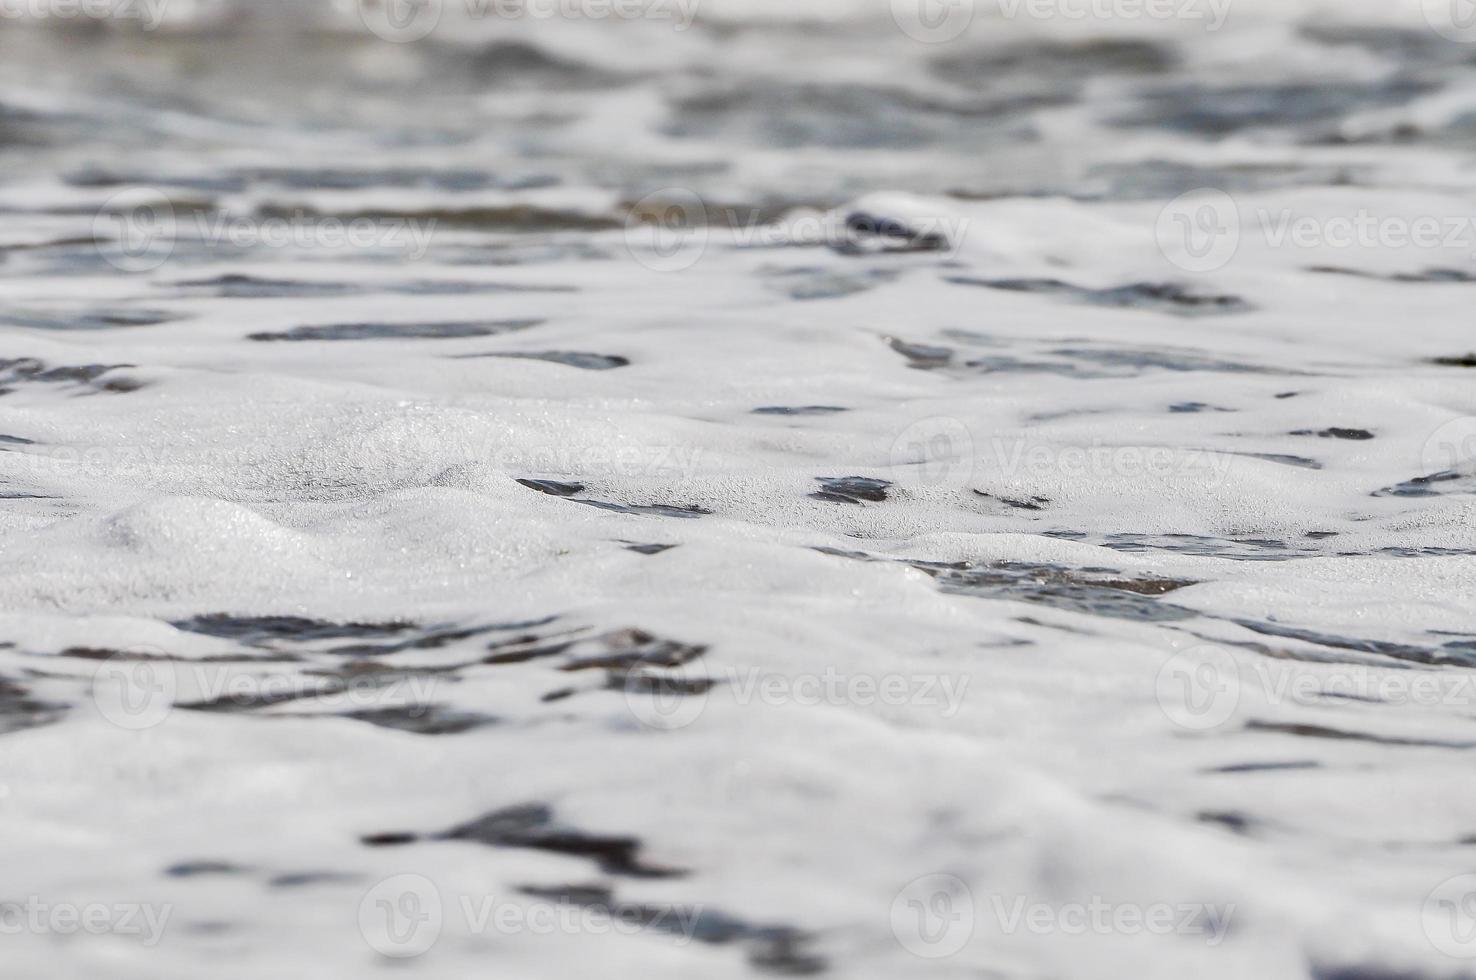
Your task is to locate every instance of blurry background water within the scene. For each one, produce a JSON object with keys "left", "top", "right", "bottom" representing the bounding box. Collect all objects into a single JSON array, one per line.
[{"left": 4, "top": 3, "right": 1476, "bottom": 980}]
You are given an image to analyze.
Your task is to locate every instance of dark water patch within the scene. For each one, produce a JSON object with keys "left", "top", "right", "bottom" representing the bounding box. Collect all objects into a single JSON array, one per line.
[
  {"left": 558, "top": 628, "right": 707, "bottom": 673},
  {"left": 60, "top": 646, "right": 300, "bottom": 664},
  {"left": 0, "top": 308, "right": 181, "bottom": 331},
  {"left": 1246, "top": 720, "right": 1476, "bottom": 750},
  {"left": 1171, "top": 402, "right": 1235, "bottom": 414},
  {"left": 923, "top": 561, "right": 1198, "bottom": 623},
  {"left": 946, "top": 277, "right": 1251, "bottom": 316},
  {"left": 1229, "top": 452, "right": 1323, "bottom": 470},
  {"left": 811, "top": 476, "right": 891, "bottom": 504},
  {"left": 456, "top": 351, "right": 629, "bottom": 370},
  {"left": 326, "top": 624, "right": 521, "bottom": 658},
  {"left": 752, "top": 405, "right": 848, "bottom": 416},
  {"left": 887, "top": 336, "right": 955, "bottom": 370},
  {"left": 0, "top": 357, "right": 139, "bottom": 395},
  {"left": 0, "top": 434, "right": 34, "bottom": 446},
  {"left": 0, "top": 678, "right": 61, "bottom": 736},
  {"left": 268, "top": 871, "right": 360, "bottom": 889},
  {"left": 1306, "top": 531, "right": 1340, "bottom": 540},
  {"left": 250, "top": 320, "right": 541, "bottom": 342},
  {"left": 173, "top": 275, "right": 364, "bottom": 299},
  {"left": 1299, "top": 23, "right": 1465, "bottom": 63},
  {"left": 1432, "top": 353, "right": 1476, "bottom": 368},
  {"left": 764, "top": 266, "right": 897, "bottom": 300},
  {"left": 624, "top": 542, "right": 677, "bottom": 555},
  {"left": 519, "top": 884, "right": 826, "bottom": 976},
  {"left": 1111, "top": 80, "right": 1434, "bottom": 138},
  {"left": 173, "top": 273, "right": 568, "bottom": 299},
  {"left": 611, "top": 670, "right": 719, "bottom": 699},
  {"left": 231, "top": 165, "right": 535, "bottom": 192},
  {"left": 576, "top": 499, "right": 712, "bottom": 519},
  {"left": 1051, "top": 531, "right": 1315, "bottom": 562},
  {"left": 364, "top": 802, "right": 685, "bottom": 878},
  {"left": 1198, "top": 810, "right": 1256, "bottom": 835},
  {"left": 1373, "top": 470, "right": 1471, "bottom": 499},
  {"left": 933, "top": 38, "right": 1175, "bottom": 85},
  {"left": 1202, "top": 760, "right": 1320, "bottom": 774},
  {"left": 831, "top": 211, "right": 951, "bottom": 256},
  {"left": 665, "top": 79, "right": 1048, "bottom": 150},
  {"left": 172, "top": 615, "right": 416, "bottom": 646},
  {"left": 974, "top": 491, "right": 1049, "bottom": 512},
  {"left": 887, "top": 335, "right": 1282, "bottom": 379},
  {"left": 1291, "top": 428, "right": 1374, "bottom": 441},
  {"left": 458, "top": 40, "right": 630, "bottom": 89},
  {"left": 818, "top": 548, "right": 1198, "bottom": 623},
  {"left": 261, "top": 203, "right": 621, "bottom": 232},
  {"left": 1232, "top": 620, "right": 1459, "bottom": 666},
  {"left": 518, "top": 478, "right": 585, "bottom": 497},
  {"left": 63, "top": 168, "right": 244, "bottom": 193},
  {"left": 1311, "top": 266, "right": 1476, "bottom": 285},
  {"left": 165, "top": 861, "right": 247, "bottom": 878},
  {"left": 1310, "top": 963, "right": 1441, "bottom": 980},
  {"left": 177, "top": 685, "right": 326, "bottom": 714},
  {"left": 336, "top": 705, "right": 496, "bottom": 736}
]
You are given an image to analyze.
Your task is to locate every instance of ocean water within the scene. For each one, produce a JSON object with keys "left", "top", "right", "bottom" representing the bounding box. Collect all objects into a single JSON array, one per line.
[{"left": 2, "top": 2, "right": 1476, "bottom": 978}]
